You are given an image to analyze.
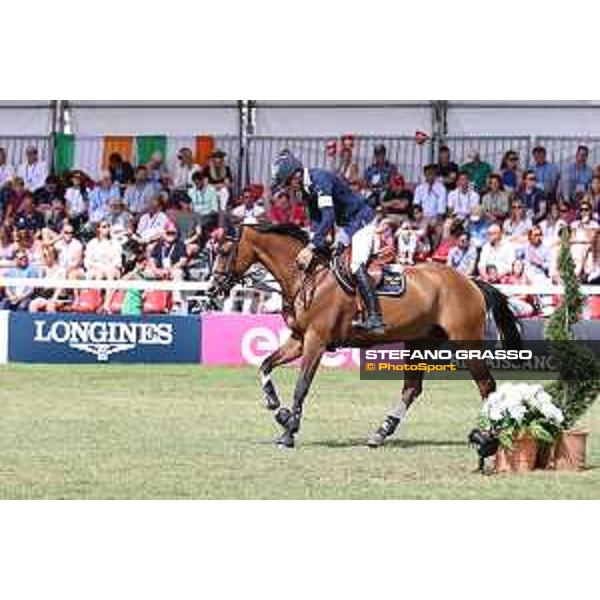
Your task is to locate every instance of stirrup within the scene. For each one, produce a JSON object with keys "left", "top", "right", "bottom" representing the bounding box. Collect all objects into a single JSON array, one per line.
[{"left": 352, "top": 314, "right": 385, "bottom": 333}]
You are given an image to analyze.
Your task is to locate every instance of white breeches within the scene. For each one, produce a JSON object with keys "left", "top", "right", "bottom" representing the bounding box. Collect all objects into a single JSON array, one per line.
[{"left": 350, "top": 222, "right": 376, "bottom": 273}]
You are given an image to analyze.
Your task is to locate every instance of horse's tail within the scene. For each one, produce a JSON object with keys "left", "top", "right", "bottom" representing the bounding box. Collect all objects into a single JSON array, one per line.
[{"left": 473, "top": 279, "right": 522, "bottom": 351}]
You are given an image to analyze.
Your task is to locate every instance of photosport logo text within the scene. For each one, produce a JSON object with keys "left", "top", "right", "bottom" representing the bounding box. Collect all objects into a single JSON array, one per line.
[{"left": 33, "top": 319, "right": 174, "bottom": 362}]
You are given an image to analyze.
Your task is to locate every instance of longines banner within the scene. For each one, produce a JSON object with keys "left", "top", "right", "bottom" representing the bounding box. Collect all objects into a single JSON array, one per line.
[{"left": 8, "top": 312, "right": 200, "bottom": 363}]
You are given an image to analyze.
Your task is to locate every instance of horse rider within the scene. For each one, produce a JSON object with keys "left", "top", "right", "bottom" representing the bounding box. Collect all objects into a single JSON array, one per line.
[{"left": 270, "top": 150, "right": 385, "bottom": 334}]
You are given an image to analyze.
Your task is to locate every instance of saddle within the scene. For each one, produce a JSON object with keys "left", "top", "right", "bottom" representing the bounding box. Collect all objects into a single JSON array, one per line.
[{"left": 331, "top": 248, "right": 407, "bottom": 297}]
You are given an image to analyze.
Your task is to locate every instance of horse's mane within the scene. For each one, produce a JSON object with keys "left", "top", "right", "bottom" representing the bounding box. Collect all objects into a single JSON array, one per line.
[{"left": 250, "top": 223, "right": 310, "bottom": 245}]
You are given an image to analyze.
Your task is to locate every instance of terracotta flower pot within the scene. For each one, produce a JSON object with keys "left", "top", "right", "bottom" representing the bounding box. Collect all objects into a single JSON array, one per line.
[
  {"left": 552, "top": 430, "right": 588, "bottom": 471},
  {"left": 495, "top": 434, "right": 538, "bottom": 473}
]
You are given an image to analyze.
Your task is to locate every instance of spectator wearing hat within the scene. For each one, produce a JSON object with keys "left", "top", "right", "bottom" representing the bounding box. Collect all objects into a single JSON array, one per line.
[
  {"left": 447, "top": 230, "right": 478, "bottom": 276},
  {"left": 381, "top": 174, "right": 413, "bottom": 221},
  {"left": 447, "top": 171, "right": 480, "bottom": 221},
  {"left": 481, "top": 174, "right": 510, "bottom": 222},
  {"left": 0, "top": 147, "right": 15, "bottom": 188},
  {"left": 201, "top": 149, "right": 233, "bottom": 210},
  {"left": 413, "top": 164, "right": 447, "bottom": 221},
  {"left": 88, "top": 171, "right": 121, "bottom": 224},
  {"left": 436, "top": 146, "right": 459, "bottom": 191},
  {"left": 516, "top": 170, "right": 546, "bottom": 221},
  {"left": 124, "top": 165, "right": 158, "bottom": 215},
  {"left": 14, "top": 191, "right": 45, "bottom": 233},
  {"left": 461, "top": 151, "right": 492, "bottom": 193},
  {"left": 16, "top": 146, "right": 47, "bottom": 192},
  {"left": 173, "top": 148, "right": 201, "bottom": 189},
  {"left": 562, "top": 145, "right": 593, "bottom": 203},
  {"left": 363, "top": 144, "right": 397, "bottom": 203},
  {"left": 530, "top": 146, "right": 560, "bottom": 199},
  {"left": 108, "top": 152, "right": 135, "bottom": 190},
  {"left": 105, "top": 196, "right": 132, "bottom": 232}
]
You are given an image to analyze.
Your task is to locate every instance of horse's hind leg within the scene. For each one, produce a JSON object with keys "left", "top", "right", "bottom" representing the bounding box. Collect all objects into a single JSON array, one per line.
[
  {"left": 259, "top": 335, "right": 303, "bottom": 410},
  {"left": 466, "top": 358, "right": 496, "bottom": 400},
  {"left": 452, "top": 340, "right": 496, "bottom": 400},
  {"left": 367, "top": 369, "right": 424, "bottom": 448}
]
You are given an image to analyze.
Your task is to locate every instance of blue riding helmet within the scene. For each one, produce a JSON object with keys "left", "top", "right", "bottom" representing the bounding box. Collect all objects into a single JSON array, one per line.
[{"left": 270, "top": 150, "right": 303, "bottom": 193}]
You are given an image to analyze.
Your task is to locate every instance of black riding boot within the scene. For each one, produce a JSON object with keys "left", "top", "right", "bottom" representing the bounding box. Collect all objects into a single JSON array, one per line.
[{"left": 352, "top": 265, "right": 385, "bottom": 334}]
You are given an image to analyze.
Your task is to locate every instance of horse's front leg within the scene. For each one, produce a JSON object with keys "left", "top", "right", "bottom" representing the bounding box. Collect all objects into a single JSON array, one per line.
[
  {"left": 259, "top": 335, "right": 303, "bottom": 410},
  {"left": 275, "top": 334, "right": 324, "bottom": 448}
]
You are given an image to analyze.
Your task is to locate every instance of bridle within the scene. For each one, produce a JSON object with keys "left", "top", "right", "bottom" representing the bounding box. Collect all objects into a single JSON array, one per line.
[{"left": 209, "top": 230, "right": 242, "bottom": 297}]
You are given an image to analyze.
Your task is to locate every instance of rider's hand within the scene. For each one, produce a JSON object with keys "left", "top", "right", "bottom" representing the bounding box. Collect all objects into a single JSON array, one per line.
[{"left": 296, "top": 246, "right": 314, "bottom": 270}]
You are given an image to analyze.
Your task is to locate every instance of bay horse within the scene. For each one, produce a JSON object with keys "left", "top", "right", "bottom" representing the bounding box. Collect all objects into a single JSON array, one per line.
[{"left": 210, "top": 223, "right": 521, "bottom": 448}]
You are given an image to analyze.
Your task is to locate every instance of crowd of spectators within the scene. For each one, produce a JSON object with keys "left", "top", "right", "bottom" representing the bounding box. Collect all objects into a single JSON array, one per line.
[{"left": 1, "top": 140, "right": 600, "bottom": 317}]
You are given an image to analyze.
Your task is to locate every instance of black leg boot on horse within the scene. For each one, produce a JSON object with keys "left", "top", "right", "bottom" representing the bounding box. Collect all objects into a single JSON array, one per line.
[{"left": 352, "top": 265, "right": 385, "bottom": 334}]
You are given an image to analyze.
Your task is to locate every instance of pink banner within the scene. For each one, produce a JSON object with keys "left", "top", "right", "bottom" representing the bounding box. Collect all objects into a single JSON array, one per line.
[{"left": 201, "top": 313, "right": 360, "bottom": 368}]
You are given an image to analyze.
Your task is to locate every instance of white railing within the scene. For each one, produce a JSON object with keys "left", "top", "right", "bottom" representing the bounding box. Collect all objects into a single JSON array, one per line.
[
  {"left": 0, "top": 277, "right": 599, "bottom": 296},
  {"left": 0, "top": 277, "right": 213, "bottom": 292}
]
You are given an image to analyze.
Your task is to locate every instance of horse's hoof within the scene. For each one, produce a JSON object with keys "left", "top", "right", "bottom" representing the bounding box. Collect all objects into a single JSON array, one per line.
[
  {"left": 367, "top": 431, "right": 386, "bottom": 448},
  {"left": 264, "top": 394, "right": 280, "bottom": 411},
  {"left": 276, "top": 433, "right": 295, "bottom": 449},
  {"left": 275, "top": 407, "right": 293, "bottom": 428}
]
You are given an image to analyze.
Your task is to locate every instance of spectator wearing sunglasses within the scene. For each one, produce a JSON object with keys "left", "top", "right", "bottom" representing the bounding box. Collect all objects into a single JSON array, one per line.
[
  {"left": 502, "top": 200, "right": 532, "bottom": 250},
  {"left": 538, "top": 203, "right": 567, "bottom": 250},
  {"left": 84, "top": 220, "right": 122, "bottom": 280},
  {"left": 0, "top": 250, "right": 39, "bottom": 311},
  {"left": 516, "top": 170, "right": 546, "bottom": 221},
  {"left": 500, "top": 150, "right": 522, "bottom": 193},
  {"left": 570, "top": 201, "right": 598, "bottom": 279}
]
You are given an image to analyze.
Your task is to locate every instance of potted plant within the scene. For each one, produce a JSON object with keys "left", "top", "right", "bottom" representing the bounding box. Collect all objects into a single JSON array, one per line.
[
  {"left": 544, "top": 228, "right": 600, "bottom": 470},
  {"left": 477, "top": 384, "right": 565, "bottom": 473}
]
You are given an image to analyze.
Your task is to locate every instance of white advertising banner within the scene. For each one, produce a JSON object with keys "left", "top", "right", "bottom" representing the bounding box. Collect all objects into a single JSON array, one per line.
[
  {"left": 68, "top": 101, "right": 240, "bottom": 135},
  {"left": 254, "top": 101, "right": 433, "bottom": 136}
]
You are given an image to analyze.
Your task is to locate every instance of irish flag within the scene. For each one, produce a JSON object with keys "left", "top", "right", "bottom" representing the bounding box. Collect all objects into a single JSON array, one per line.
[{"left": 55, "top": 134, "right": 216, "bottom": 179}]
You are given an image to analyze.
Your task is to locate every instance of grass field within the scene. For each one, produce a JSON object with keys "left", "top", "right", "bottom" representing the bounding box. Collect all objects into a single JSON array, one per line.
[{"left": 0, "top": 364, "right": 599, "bottom": 499}]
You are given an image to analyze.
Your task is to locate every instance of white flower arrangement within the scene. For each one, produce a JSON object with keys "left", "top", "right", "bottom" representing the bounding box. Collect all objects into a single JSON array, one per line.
[{"left": 479, "top": 384, "right": 564, "bottom": 448}]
